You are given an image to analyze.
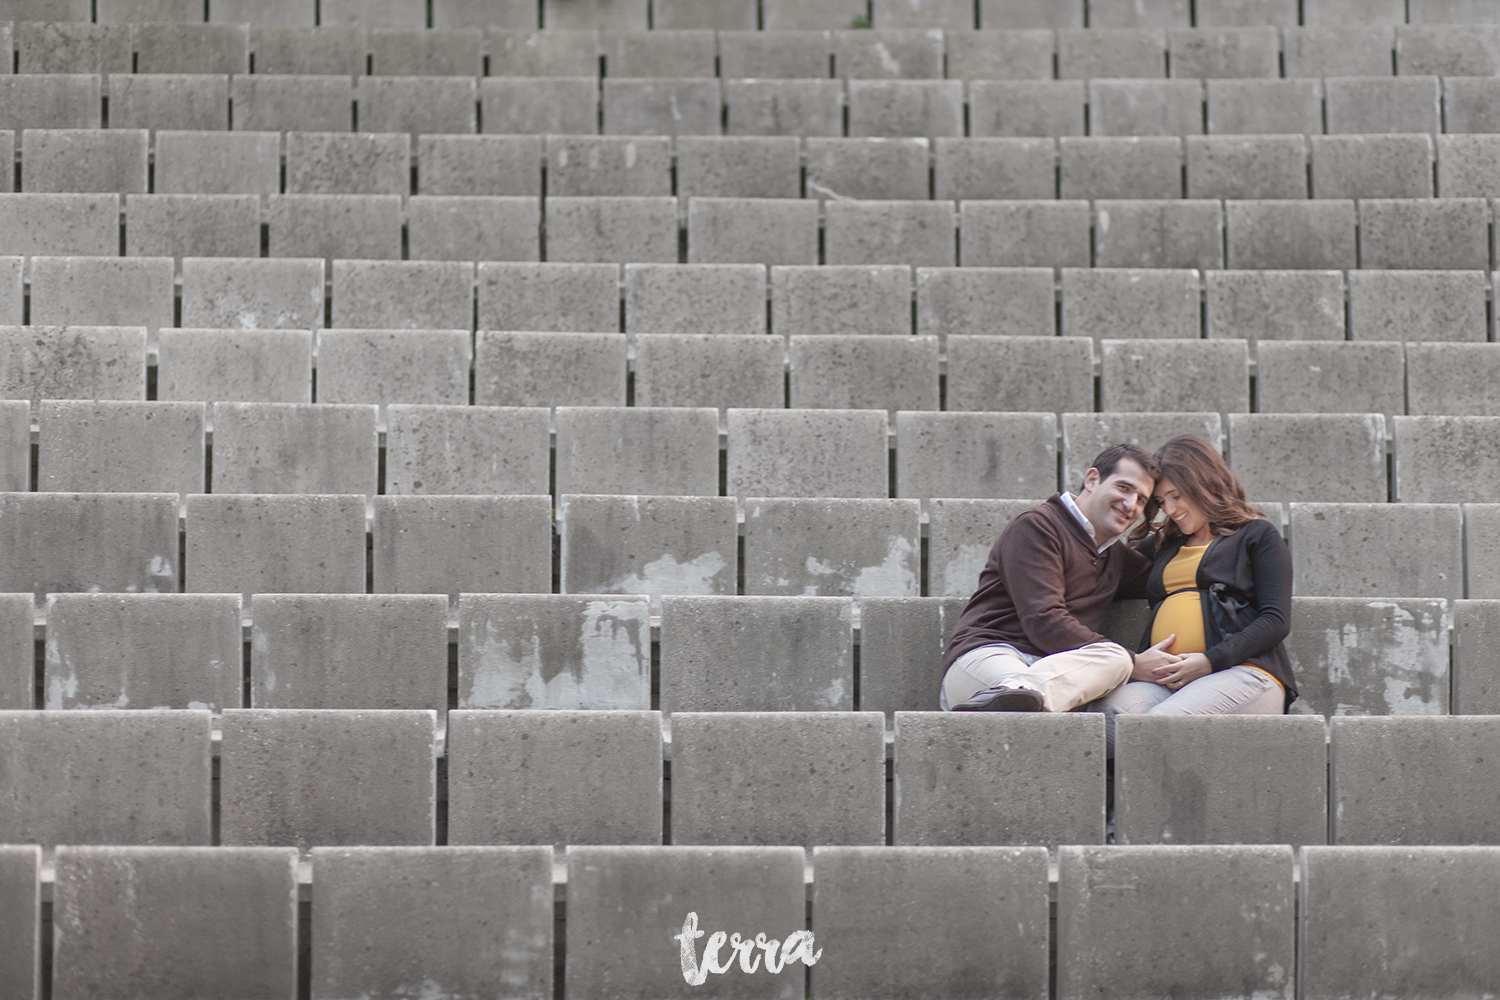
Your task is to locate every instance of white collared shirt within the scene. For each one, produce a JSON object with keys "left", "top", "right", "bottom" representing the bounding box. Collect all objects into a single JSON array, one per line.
[{"left": 1060, "top": 491, "right": 1123, "bottom": 554}]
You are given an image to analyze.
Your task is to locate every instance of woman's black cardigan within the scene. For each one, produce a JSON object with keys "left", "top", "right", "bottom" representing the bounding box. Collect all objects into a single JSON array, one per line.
[{"left": 1135, "top": 517, "right": 1297, "bottom": 712}]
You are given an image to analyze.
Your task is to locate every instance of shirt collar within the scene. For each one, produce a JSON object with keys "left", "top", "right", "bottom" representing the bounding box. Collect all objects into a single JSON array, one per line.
[{"left": 1060, "top": 491, "right": 1122, "bottom": 553}]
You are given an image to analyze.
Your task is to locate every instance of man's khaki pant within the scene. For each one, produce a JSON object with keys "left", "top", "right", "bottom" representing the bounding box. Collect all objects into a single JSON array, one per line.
[{"left": 940, "top": 641, "right": 1133, "bottom": 713}]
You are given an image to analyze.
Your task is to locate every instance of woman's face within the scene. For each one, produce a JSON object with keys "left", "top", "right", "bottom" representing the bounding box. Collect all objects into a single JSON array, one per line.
[{"left": 1155, "top": 476, "right": 1209, "bottom": 540}]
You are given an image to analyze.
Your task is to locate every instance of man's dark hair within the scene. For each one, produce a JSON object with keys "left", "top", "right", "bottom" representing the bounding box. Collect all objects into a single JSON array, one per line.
[{"left": 1083, "top": 443, "right": 1159, "bottom": 490}]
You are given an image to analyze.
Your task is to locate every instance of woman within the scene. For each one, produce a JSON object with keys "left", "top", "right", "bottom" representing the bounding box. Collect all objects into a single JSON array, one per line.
[{"left": 1102, "top": 435, "right": 1296, "bottom": 733}]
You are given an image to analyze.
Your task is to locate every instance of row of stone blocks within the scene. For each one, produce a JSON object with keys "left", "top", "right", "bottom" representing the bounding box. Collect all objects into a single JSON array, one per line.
[
  {"left": 15, "top": 70, "right": 1500, "bottom": 138},
  {"left": 13, "top": 16, "right": 1500, "bottom": 75},
  {"left": 5, "top": 711, "right": 1500, "bottom": 850},
  {"left": 2, "top": 839, "right": 1495, "bottom": 999},
  {"left": 16, "top": 131, "right": 1500, "bottom": 205},
  {"left": 1, "top": 588, "right": 1492, "bottom": 714},
  {"left": 7, "top": 263, "right": 1499, "bottom": 345},
  {"left": 5, "top": 195, "right": 1497, "bottom": 271}
]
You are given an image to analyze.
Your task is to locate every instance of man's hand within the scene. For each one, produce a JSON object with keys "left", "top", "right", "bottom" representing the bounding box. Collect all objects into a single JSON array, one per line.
[
  {"left": 1155, "top": 652, "right": 1211, "bottom": 691},
  {"left": 1131, "top": 635, "right": 1180, "bottom": 682}
]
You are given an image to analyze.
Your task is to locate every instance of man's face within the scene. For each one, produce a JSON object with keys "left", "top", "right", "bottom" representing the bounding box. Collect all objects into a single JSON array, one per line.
[{"left": 1075, "top": 458, "right": 1154, "bottom": 543}]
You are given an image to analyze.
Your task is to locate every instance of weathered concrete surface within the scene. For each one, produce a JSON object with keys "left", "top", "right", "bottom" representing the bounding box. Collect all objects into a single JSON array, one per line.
[
  {"left": 0, "top": 710, "right": 211, "bottom": 849},
  {"left": 1283, "top": 25, "right": 1394, "bottom": 76},
  {"left": 789, "top": 334, "right": 939, "bottom": 412},
  {"left": 180, "top": 256, "right": 325, "bottom": 331},
  {"left": 723, "top": 78, "right": 844, "bottom": 137},
  {"left": 1325, "top": 75, "right": 1440, "bottom": 134},
  {"left": 1057, "top": 845, "right": 1295, "bottom": 1000},
  {"left": 1228, "top": 413, "right": 1388, "bottom": 503},
  {"left": 1395, "top": 416, "right": 1500, "bottom": 504},
  {"left": 1454, "top": 599, "right": 1500, "bottom": 713},
  {"left": 1223, "top": 199, "right": 1356, "bottom": 270},
  {"left": 329, "top": 260, "right": 475, "bottom": 331},
  {"left": 1285, "top": 596, "right": 1450, "bottom": 716},
  {"left": 1061, "top": 269, "right": 1201, "bottom": 341},
  {"left": 37, "top": 400, "right": 205, "bottom": 495},
  {"left": 0, "top": 491, "right": 179, "bottom": 598},
  {"left": 671, "top": 711, "right": 885, "bottom": 845},
  {"left": 675, "top": 135, "right": 801, "bottom": 199},
  {"left": 15, "top": 21, "right": 130, "bottom": 74},
  {"left": 727, "top": 408, "right": 889, "bottom": 498},
  {"left": 633, "top": 334, "right": 784, "bottom": 411},
  {"left": 718, "top": 28, "right": 830, "bottom": 76},
  {"left": 934, "top": 137, "right": 1055, "bottom": 200},
  {"left": 229, "top": 74, "right": 355, "bottom": 132},
  {"left": 1400, "top": 23, "right": 1500, "bottom": 73},
  {"left": 624, "top": 262, "right": 766, "bottom": 336},
  {"left": 1330, "top": 717, "right": 1500, "bottom": 845},
  {"left": 559, "top": 494, "right": 737, "bottom": 603},
  {"left": 659, "top": 595, "right": 854, "bottom": 711},
  {"left": 846, "top": 79, "right": 964, "bottom": 137},
  {"left": 249, "top": 594, "right": 448, "bottom": 712},
  {"left": 545, "top": 135, "right": 671, "bottom": 197},
  {"left": 0, "top": 593, "right": 32, "bottom": 710},
  {"left": 417, "top": 134, "right": 541, "bottom": 196},
  {"left": 52, "top": 846, "right": 297, "bottom": 1000},
  {"left": 602, "top": 78, "right": 721, "bottom": 136},
  {"left": 1407, "top": 342, "right": 1500, "bottom": 416},
  {"left": 968, "top": 79, "right": 1086, "bottom": 137},
  {"left": 21, "top": 127, "right": 146, "bottom": 192},
  {"left": 1094, "top": 199, "right": 1224, "bottom": 270},
  {"left": 916, "top": 267, "right": 1056, "bottom": 341},
  {"left": 834, "top": 27, "right": 944, "bottom": 77},
  {"left": 184, "top": 493, "right": 366, "bottom": 598},
  {"left": 743, "top": 497, "right": 921, "bottom": 598},
  {"left": 0, "top": 75, "right": 101, "bottom": 132},
  {"left": 448, "top": 710, "right": 661, "bottom": 845},
  {"left": 0, "top": 258, "right": 18, "bottom": 324},
  {"left": 0, "top": 400, "right": 22, "bottom": 495},
  {"left": 1057, "top": 26, "right": 1167, "bottom": 77},
  {"left": 1462, "top": 505, "right": 1500, "bottom": 601},
  {"left": 315, "top": 328, "right": 470, "bottom": 423},
  {"left": 824, "top": 199, "right": 956, "bottom": 267},
  {"left": 1358, "top": 199, "right": 1491, "bottom": 270},
  {"left": 545, "top": 196, "right": 679, "bottom": 263},
  {"left": 155, "top": 130, "right": 280, "bottom": 196},
  {"left": 1292, "top": 505, "right": 1461, "bottom": 599},
  {"left": 124, "top": 193, "right": 261, "bottom": 259},
  {"left": 895, "top": 410, "right": 1057, "bottom": 502},
  {"left": 1059, "top": 136, "right": 1183, "bottom": 199},
  {"left": 816, "top": 851, "right": 1050, "bottom": 1000},
  {"left": 1441, "top": 75, "right": 1500, "bottom": 133},
  {"left": 1205, "top": 270, "right": 1344, "bottom": 346},
  {"left": 1187, "top": 134, "right": 1307, "bottom": 199},
  {"left": 555, "top": 406, "right": 719, "bottom": 497},
  {"left": 373, "top": 494, "right": 551, "bottom": 599},
  {"left": 602, "top": 28, "right": 716, "bottom": 75},
  {"left": 960, "top": 200, "right": 1091, "bottom": 267},
  {"left": 476, "top": 262, "right": 620, "bottom": 333},
  {"left": 480, "top": 76, "right": 599, "bottom": 135},
  {"left": 1088, "top": 79, "right": 1202, "bottom": 136},
  {"left": 806, "top": 137, "right": 930, "bottom": 201},
  {"left": 1347, "top": 269, "right": 1488, "bottom": 343},
  {"left": 1100, "top": 339, "right": 1248, "bottom": 412},
  {"left": 385, "top": 404, "right": 551, "bottom": 495},
  {"left": 458, "top": 594, "right": 651, "bottom": 710},
  {"left": 895, "top": 711, "right": 1106, "bottom": 848},
  {"left": 1116, "top": 715, "right": 1327, "bottom": 846},
  {"left": 210, "top": 401, "right": 377, "bottom": 495},
  {"left": 44, "top": 592, "right": 241, "bottom": 712},
  {"left": 369, "top": 26, "right": 483, "bottom": 74},
  {"left": 220, "top": 708, "right": 436, "bottom": 850},
  {"left": 266, "top": 193, "right": 402, "bottom": 261},
  {"left": 29, "top": 256, "right": 174, "bottom": 341},
  {"left": 927, "top": 498, "right": 1042, "bottom": 598},
  {"left": 486, "top": 28, "right": 599, "bottom": 75},
  {"left": 1255, "top": 341, "right": 1403, "bottom": 417},
  {"left": 687, "top": 196, "right": 820, "bottom": 265},
  {"left": 310, "top": 846, "right": 553, "bottom": 1000},
  {"left": 859, "top": 595, "right": 968, "bottom": 714},
  {"left": 134, "top": 23, "right": 248, "bottom": 73},
  {"left": 158, "top": 328, "right": 312, "bottom": 406},
  {"left": 1299, "top": 845, "right": 1500, "bottom": 1000},
  {"left": 0, "top": 845, "right": 39, "bottom": 1000},
  {"left": 357, "top": 76, "right": 477, "bottom": 136},
  {"left": 1061, "top": 412, "right": 1222, "bottom": 490},
  {"left": 1169, "top": 25, "right": 1280, "bottom": 76},
  {"left": 107, "top": 73, "right": 231, "bottom": 132},
  {"left": 240, "top": 25, "right": 357, "bottom": 71},
  {"left": 285, "top": 130, "right": 409, "bottom": 195},
  {"left": 565, "top": 846, "right": 806, "bottom": 1000},
  {"left": 407, "top": 194, "right": 540, "bottom": 261},
  {"left": 475, "top": 332, "right": 626, "bottom": 408},
  {"left": 1310, "top": 134, "right": 1434, "bottom": 199}
]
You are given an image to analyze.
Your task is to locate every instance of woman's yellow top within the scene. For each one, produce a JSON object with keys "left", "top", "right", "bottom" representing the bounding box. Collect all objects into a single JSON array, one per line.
[{"left": 1149, "top": 542, "right": 1284, "bottom": 691}]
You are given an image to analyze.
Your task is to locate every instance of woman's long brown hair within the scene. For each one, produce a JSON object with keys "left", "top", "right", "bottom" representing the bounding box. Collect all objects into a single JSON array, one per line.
[{"left": 1131, "top": 434, "right": 1267, "bottom": 544}]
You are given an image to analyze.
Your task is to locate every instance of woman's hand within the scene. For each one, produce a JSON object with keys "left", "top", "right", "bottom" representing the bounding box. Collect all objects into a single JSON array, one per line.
[
  {"left": 1154, "top": 652, "right": 1211, "bottom": 691},
  {"left": 1132, "top": 635, "right": 1181, "bottom": 682}
]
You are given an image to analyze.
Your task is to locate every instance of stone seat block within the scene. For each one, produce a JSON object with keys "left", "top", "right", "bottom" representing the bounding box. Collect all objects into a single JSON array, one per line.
[
  {"left": 847, "top": 79, "right": 963, "bottom": 137},
  {"left": 743, "top": 497, "right": 921, "bottom": 597},
  {"left": 284, "top": 130, "right": 411, "bottom": 195},
  {"left": 184, "top": 492, "right": 367, "bottom": 597},
  {"left": 1395, "top": 415, "right": 1500, "bottom": 504},
  {"left": 0, "top": 322, "right": 145, "bottom": 409},
  {"left": 687, "top": 196, "right": 819, "bottom": 265},
  {"left": 416, "top": 133, "right": 541, "bottom": 196},
  {"left": 544, "top": 195, "right": 679, "bottom": 262},
  {"left": 967, "top": 79, "right": 1086, "bottom": 137},
  {"left": 0, "top": 73, "right": 101, "bottom": 131},
  {"left": 1101, "top": 338, "right": 1249, "bottom": 413},
  {"left": 476, "top": 261, "right": 619, "bottom": 332},
  {"left": 1224, "top": 199, "right": 1357, "bottom": 270},
  {"left": 209, "top": 401, "right": 378, "bottom": 495},
  {"left": 457, "top": 593, "right": 651, "bottom": 710},
  {"left": 358, "top": 76, "right": 477, "bottom": 135},
  {"left": 0, "top": 845, "right": 38, "bottom": 999},
  {"left": 1094, "top": 199, "right": 1224, "bottom": 269},
  {"left": 407, "top": 195, "right": 537, "bottom": 267},
  {"left": 1405, "top": 342, "right": 1500, "bottom": 415},
  {"left": 945, "top": 335, "right": 1091, "bottom": 413},
  {"left": 316, "top": 327, "right": 471, "bottom": 421},
  {"left": 231, "top": 74, "right": 356, "bottom": 133},
  {"left": 373, "top": 494, "right": 551, "bottom": 599},
  {"left": 0, "top": 491, "right": 178, "bottom": 598},
  {"left": 0, "top": 192, "right": 118, "bottom": 257},
  {"left": 1310, "top": 134, "right": 1433, "bottom": 200},
  {"left": 37, "top": 399, "right": 204, "bottom": 496},
  {"left": 1282, "top": 25, "right": 1394, "bottom": 77},
  {"left": 916, "top": 266, "right": 1056, "bottom": 342},
  {"left": 632, "top": 333, "right": 783, "bottom": 413},
  {"left": 1206, "top": 77, "right": 1324, "bottom": 136},
  {"left": 1168, "top": 25, "right": 1280, "bottom": 77},
  {"left": 384, "top": 403, "right": 550, "bottom": 494},
  {"left": 771, "top": 264, "right": 912, "bottom": 337},
  {"left": 15, "top": 21, "right": 129, "bottom": 75},
  {"left": 1437, "top": 134, "right": 1500, "bottom": 198},
  {"left": 624, "top": 262, "right": 766, "bottom": 336},
  {"left": 52, "top": 846, "right": 297, "bottom": 1000},
  {"left": 960, "top": 200, "right": 1090, "bottom": 267},
  {"left": 309, "top": 845, "right": 553, "bottom": 1000},
  {"left": 545, "top": 134, "right": 671, "bottom": 197},
  {"left": 1205, "top": 270, "right": 1345, "bottom": 345},
  {"left": 134, "top": 22, "right": 248, "bottom": 74},
  {"left": 1061, "top": 412, "right": 1222, "bottom": 489},
  {"left": 554, "top": 405, "right": 719, "bottom": 497},
  {"left": 672, "top": 712, "right": 886, "bottom": 845},
  {"left": 895, "top": 410, "right": 1058, "bottom": 504},
  {"left": 858, "top": 595, "right": 968, "bottom": 712},
  {"left": 1359, "top": 199, "right": 1491, "bottom": 271},
  {"left": 717, "top": 29, "right": 831, "bottom": 77},
  {"left": 674, "top": 135, "right": 801, "bottom": 199},
  {"left": 559, "top": 493, "right": 738, "bottom": 603},
  {"left": 1116, "top": 715, "right": 1328, "bottom": 845},
  {"left": 927, "top": 497, "right": 1047, "bottom": 598},
  {"left": 124, "top": 193, "right": 262, "bottom": 260},
  {"left": 1325, "top": 75, "right": 1440, "bottom": 133},
  {"left": 1455, "top": 598, "right": 1500, "bottom": 711},
  {"left": 266, "top": 193, "right": 402, "bottom": 261},
  {"left": 834, "top": 27, "right": 943, "bottom": 78},
  {"left": 1057, "top": 27, "right": 1167, "bottom": 78},
  {"left": 480, "top": 76, "right": 599, "bottom": 134},
  {"left": 806, "top": 136, "right": 929, "bottom": 201},
  {"left": 369, "top": 26, "right": 483, "bottom": 75},
  {"left": 0, "top": 709, "right": 211, "bottom": 849},
  {"left": 602, "top": 28, "right": 716, "bottom": 76},
  {"left": 220, "top": 708, "right": 437, "bottom": 850},
  {"left": 1289, "top": 506, "right": 1461, "bottom": 600},
  {"left": 934, "top": 137, "right": 1056, "bottom": 201},
  {"left": 789, "top": 333, "right": 939, "bottom": 412},
  {"left": 824, "top": 199, "right": 956, "bottom": 267},
  {"left": 1062, "top": 269, "right": 1201, "bottom": 341},
  {"left": 723, "top": 78, "right": 844, "bottom": 137},
  {"left": 44, "top": 592, "right": 242, "bottom": 712},
  {"left": 544, "top": 0, "right": 648, "bottom": 29},
  {"left": 474, "top": 331, "right": 625, "bottom": 407},
  {"left": 485, "top": 29, "right": 599, "bottom": 76},
  {"left": 1059, "top": 136, "right": 1183, "bottom": 200},
  {"left": 1087, "top": 78, "right": 1203, "bottom": 136},
  {"left": 895, "top": 711, "right": 1107, "bottom": 847},
  {"left": 727, "top": 407, "right": 889, "bottom": 498},
  {"left": 1058, "top": 845, "right": 1295, "bottom": 1000},
  {"left": 180, "top": 256, "right": 325, "bottom": 331},
  {"left": 1442, "top": 76, "right": 1500, "bottom": 134},
  {"left": 331, "top": 258, "right": 477, "bottom": 331},
  {"left": 28, "top": 256, "right": 174, "bottom": 347},
  {"left": 1187, "top": 134, "right": 1307, "bottom": 200},
  {"left": 108, "top": 73, "right": 229, "bottom": 132},
  {"left": 20, "top": 127, "right": 146, "bottom": 193},
  {"left": 1255, "top": 341, "right": 1403, "bottom": 418},
  {"left": 660, "top": 594, "right": 854, "bottom": 711},
  {"left": 1348, "top": 269, "right": 1488, "bottom": 342},
  {"left": 1398, "top": 23, "right": 1500, "bottom": 76},
  {"left": 0, "top": 593, "right": 30, "bottom": 708},
  {"left": 602, "top": 78, "right": 721, "bottom": 136}
]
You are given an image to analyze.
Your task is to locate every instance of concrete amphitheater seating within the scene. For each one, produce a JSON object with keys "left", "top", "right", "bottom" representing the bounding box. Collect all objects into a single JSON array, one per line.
[{"left": 5, "top": 0, "right": 1500, "bottom": 994}]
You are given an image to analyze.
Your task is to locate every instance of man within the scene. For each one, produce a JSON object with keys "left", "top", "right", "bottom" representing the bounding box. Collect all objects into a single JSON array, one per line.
[{"left": 939, "top": 443, "right": 1167, "bottom": 713}]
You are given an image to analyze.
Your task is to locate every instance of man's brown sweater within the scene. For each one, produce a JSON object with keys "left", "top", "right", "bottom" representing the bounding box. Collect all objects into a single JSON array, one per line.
[{"left": 942, "top": 494, "right": 1152, "bottom": 671}]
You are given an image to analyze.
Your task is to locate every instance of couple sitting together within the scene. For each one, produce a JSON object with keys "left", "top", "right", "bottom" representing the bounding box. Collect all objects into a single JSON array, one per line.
[{"left": 939, "top": 436, "right": 1295, "bottom": 732}]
